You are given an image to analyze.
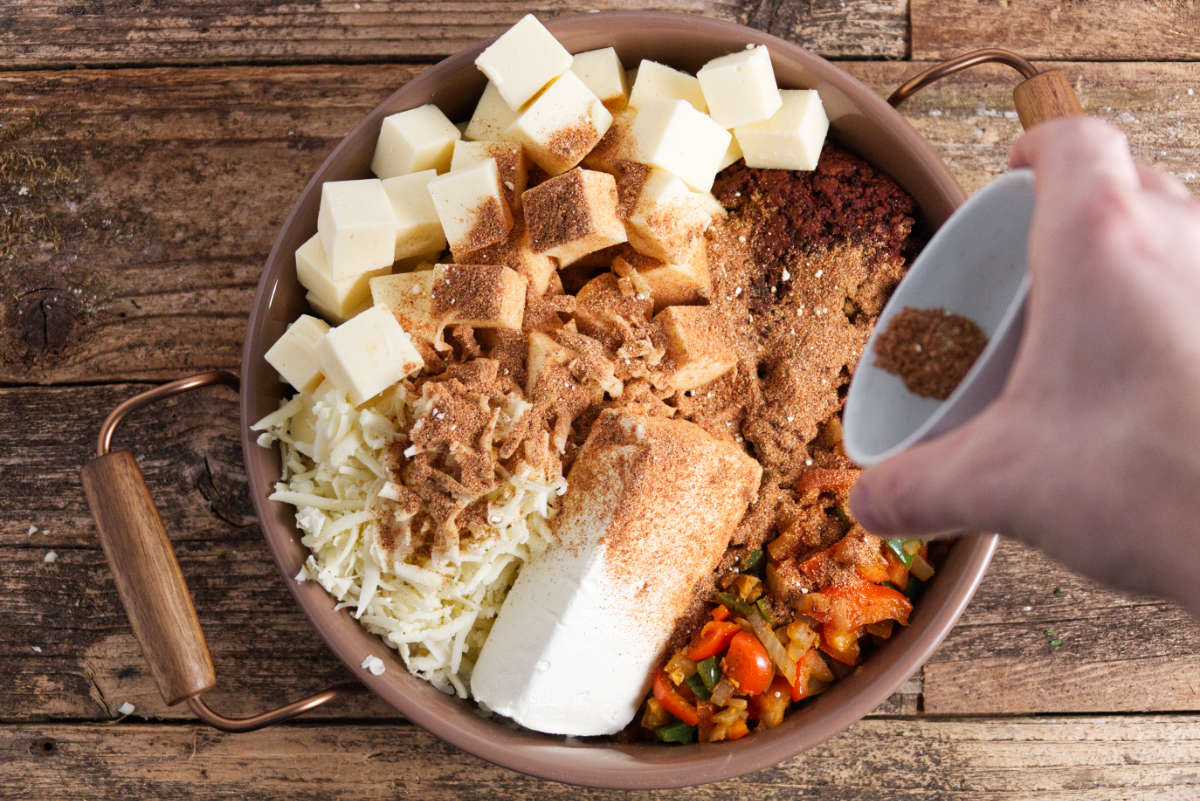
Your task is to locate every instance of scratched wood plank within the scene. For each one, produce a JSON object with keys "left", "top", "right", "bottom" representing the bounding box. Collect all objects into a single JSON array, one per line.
[
  {"left": 3, "top": 717, "right": 1199, "bottom": 799},
  {"left": 0, "top": 1, "right": 906, "bottom": 69},
  {"left": 3, "top": 61, "right": 1197, "bottom": 385},
  {"left": 912, "top": 0, "right": 1200, "bottom": 61}
]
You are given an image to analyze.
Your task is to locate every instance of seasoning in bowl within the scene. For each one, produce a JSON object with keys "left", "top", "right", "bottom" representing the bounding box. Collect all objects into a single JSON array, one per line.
[{"left": 873, "top": 306, "right": 989, "bottom": 400}]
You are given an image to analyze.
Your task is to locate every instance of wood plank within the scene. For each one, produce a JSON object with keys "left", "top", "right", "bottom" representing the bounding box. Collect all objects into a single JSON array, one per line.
[
  {"left": 3, "top": 717, "right": 1199, "bottom": 799},
  {"left": 912, "top": 0, "right": 1200, "bottom": 61},
  {"left": 3, "top": 62, "right": 1197, "bottom": 384},
  {"left": 924, "top": 540, "right": 1200, "bottom": 715},
  {"left": 0, "top": 1, "right": 907, "bottom": 69}
]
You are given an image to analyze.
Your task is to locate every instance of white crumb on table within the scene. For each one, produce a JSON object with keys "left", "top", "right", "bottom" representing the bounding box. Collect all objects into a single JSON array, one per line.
[
  {"left": 116, "top": 702, "right": 135, "bottom": 716},
  {"left": 43, "top": 551, "right": 58, "bottom": 564}
]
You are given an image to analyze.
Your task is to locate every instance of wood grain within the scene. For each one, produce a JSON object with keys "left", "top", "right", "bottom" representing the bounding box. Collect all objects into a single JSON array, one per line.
[
  {"left": 3, "top": 716, "right": 1198, "bottom": 799},
  {"left": 3, "top": 61, "right": 1197, "bottom": 385},
  {"left": 0, "top": 1, "right": 906, "bottom": 69},
  {"left": 912, "top": 0, "right": 1200, "bottom": 61}
]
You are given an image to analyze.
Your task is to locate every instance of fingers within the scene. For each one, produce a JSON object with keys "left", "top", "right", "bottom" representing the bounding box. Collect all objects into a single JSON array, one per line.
[
  {"left": 1009, "top": 117, "right": 1140, "bottom": 208},
  {"left": 1135, "top": 164, "right": 1196, "bottom": 203},
  {"left": 849, "top": 408, "right": 1021, "bottom": 538}
]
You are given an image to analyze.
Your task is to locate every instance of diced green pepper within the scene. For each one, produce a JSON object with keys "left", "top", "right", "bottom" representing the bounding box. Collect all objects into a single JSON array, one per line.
[
  {"left": 697, "top": 657, "right": 721, "bottom": 691},
  {"left": 739, "top": 548, "right": 765, "bottom": 575},
  {"left": 714, "top": 591, "right": 756, "bottom": 619},
  {"left": 684, "top": 673, "right": 711, "bottom": 702},
  {"left": 755, "top": 597, "right": 775, "bottom": 626},
  {"left": 655, "top": 721, "right": 697, "bottom": 744},
  {"left": 886, "top": 538, "right": 914, "bottom": 567}
]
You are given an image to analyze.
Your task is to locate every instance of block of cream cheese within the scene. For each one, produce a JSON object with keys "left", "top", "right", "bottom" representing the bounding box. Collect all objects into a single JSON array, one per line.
[
  {"left": 317, "top": 179, "right": 400, "bottom": 279},
  {"left": 613, "top": 247, "right": 711, "bottom": 312},
  {"left": 264, "top": 314, "right": 330, "bottom": 393},
  {"left": 734, "top": 88, "right": 829, "bottom": 171},
  {"left": 474, "top": 14, "right": 573, "bottom": 110},
  {"left": 450, "top": 140, "right": 529, "bottom": 211},
  {"left": 371, "top": 104, "right": 461, "bottom": 178},
  {"left": 315, "top": 305, "right": 423, "bottom": 405},
  {"left": 470, "top": 410, "right": 762, "bottom": 735},
  {"left": 295, "top": 234, "right": 389, "bottom": 323},
  {"left": 628, "top": 60, "right": 707, "bottom": 113},
  {"left": 570, "top": 47, "right": 629, "bottom": 109},
  {"left": 697, "top": 45, "right": 782, "bottom": 128},
  {"left": 427, "top": 158, "right": 514, "bottom": 260},
  {"left": 522, "top": 168, "right": 627, "bottom": 266},
  {"left": 631, "top": 99, "right": 731, "bottom": 193},
  {"left": 458, "top": 217, "right": 556, "bottom": 295},
  {"left": 503, "top": 71, "right": 613, "bottom": 175},
  {"left": 381, "top": 170, "right": 447, "bottom": 261}
]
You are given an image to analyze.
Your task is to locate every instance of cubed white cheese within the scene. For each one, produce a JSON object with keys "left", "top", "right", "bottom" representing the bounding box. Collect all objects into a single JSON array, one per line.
[
  {"left": 697, "top": 45, "right": 781, "bottom": 128},
  {"left": 315, "top": 306, "right": 423, "bottom": 405},
  {"left": 503, "top": 71, "right": 612, "bottom": 175},
  {"left": 464, "top": 82, "right": 520, "bottom": 142},
  {"left": 371, "top": 104, "right": 460, "bottom": 178},
  {"left": 381, "top": 170, "right": 447, "bottom": 260},
  {"left": 450, "top": 140, "right": 528, "bottom": 210},
  {"left": 317, "top": 179, "right": 400, "bottom": 279},
  {"left": 295, "top": 234, "right": 388, "bottom": 323},
  {"left": 624, "top": 168, "right": 715, "bottom": 263},
  {"left": 474, "top": 14, "right": 572, "bottom": 110},
  {"left": 570, "top": 47, "right": 629, "bottom": 108},
  {"left": 630, "top": 99, "right": 731, "bottom": 192},
  {"left": 264, "top": 313, "right": 330, "bottom": 393},
  {"left": 628, "top": 60, "right": 707, "bottom": 112},
  {"left": 427, "top": 158, "right": 513, "bottom": 259},
  {"left": 734, "top": 88, "right": 829, "bottom": 171},
  {"left": 718, "top": 134, "right": 744, "bottom": 171}
]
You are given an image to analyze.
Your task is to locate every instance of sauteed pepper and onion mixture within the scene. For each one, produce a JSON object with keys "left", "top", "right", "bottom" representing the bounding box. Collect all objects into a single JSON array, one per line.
[{"left": 640, "top": 468, "right": 935, "bottom": 744}]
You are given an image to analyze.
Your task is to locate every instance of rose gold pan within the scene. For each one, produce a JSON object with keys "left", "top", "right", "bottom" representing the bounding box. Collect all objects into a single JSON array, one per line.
[{"left": 81, "top": 12, "right": 1090, "bottom": 789}]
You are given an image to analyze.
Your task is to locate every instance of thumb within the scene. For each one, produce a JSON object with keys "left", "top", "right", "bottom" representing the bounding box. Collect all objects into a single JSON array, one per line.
[{"left": 848, "top": 408, "right": 1019, "bottom": 538}]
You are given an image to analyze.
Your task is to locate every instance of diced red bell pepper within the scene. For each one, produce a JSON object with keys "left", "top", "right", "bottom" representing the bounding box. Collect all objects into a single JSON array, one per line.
[
  {"left": 711, "top": 604, "right": 731, "bottom": 622},
  {"left": 883, "top": 548, "right": 910, "bottom": 588},
  {"left": 684, "top": 620, "right": 741, "bottom": 661},
  {"left": 652, "top": 671, "right": 699, "bottom": 726},
  {"left": 799, "top": 580, "right": 913, "bottom": 631}
]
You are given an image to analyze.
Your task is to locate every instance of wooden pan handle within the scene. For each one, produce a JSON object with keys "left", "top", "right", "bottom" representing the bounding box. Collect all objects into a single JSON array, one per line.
[
  {"left": 1013, "top": 69, "right": 1085, "bottom": 130},
  {"left": 81, "top": 449, "right": 216, "bottom": 706}
]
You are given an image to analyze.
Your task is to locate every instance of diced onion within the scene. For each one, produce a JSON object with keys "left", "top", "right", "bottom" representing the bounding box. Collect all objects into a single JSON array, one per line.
[
  {"left": 748, "top": 610, "right": 796, "bottom": 686},
  {"left": 910, "top": 553, "right": 935, "bottom": 581}
]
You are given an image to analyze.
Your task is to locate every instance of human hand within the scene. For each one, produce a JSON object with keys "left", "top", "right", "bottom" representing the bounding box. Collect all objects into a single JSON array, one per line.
[{"left": 849, "top": 116, "right": 1200, "bottom": 614}]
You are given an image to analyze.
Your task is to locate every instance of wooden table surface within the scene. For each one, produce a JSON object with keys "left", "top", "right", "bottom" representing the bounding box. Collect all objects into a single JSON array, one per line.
[{"left": 3, "top": 2, "right": 1200, "bottom": 798}]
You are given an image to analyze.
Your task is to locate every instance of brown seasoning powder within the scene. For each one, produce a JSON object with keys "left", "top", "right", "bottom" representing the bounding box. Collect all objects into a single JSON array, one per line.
[{"left": 873, "top": 306, "right": 988, "bottom": 400}]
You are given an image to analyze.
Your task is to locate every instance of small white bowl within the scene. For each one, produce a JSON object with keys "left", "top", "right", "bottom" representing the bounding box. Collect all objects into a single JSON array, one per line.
[{"left": 843, "top": 168, "right": 1035, "bottom": 467}]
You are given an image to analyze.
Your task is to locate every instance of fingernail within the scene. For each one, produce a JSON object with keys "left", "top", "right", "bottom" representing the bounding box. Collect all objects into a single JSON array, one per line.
[{"left": 849, "top": 480, "right": 892, "bottom": 535}]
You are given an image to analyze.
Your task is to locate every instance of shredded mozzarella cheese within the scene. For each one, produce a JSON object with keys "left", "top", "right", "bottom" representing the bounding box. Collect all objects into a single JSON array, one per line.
[{"left": 253, "top": 381, "right": 562, "bottom": 697}]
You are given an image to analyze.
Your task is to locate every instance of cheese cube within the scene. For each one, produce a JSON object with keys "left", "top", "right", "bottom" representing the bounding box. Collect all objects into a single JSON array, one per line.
[
  {"left": 450, "top": 140, "right": 529, "bottom": 211},
  {"left": 371, "top": 104, "right": 461, "bottom": 178},
  {"left": 522, "top": 168, "right": 627, "bottom": 266},
  {"left": 631, "top": 100, "right": 731, "bottom": 192},
  {"left": 503, "top": 71, "right": 612, "bottom": 175},
  {"left": 525, "top": 330, "right": 573, "bottom": 397},
  {"left": 316, "top": 306, "right": 424, "bottom": 405},
  {"left": 574, "top": 272, "right": 653, "bottom": 343},
  {"left": 571, "top": 47, "right": 629, "bottom": 109},
  {"left": 295, "top": 234, "right": 389, "bottom": 323},
  {"left": 317, "top": 179, "right": 400, "bottom": 279},
  {"left": 465, "top": 82, "right": 521, "bottom": 142},
  {"left": 369, "top": 269, "right": 441, "bottom": 347},
  {"left": 624, "top": 167, "right": 716, "bottom": 263},
  {"left": 718, "top": 135, "right": 744, "bottom": 171},
  {"left": 264, "top": 314, "right": 330, "bottom": 393},
  {"left": 474, "top": 14, "right": 572, "bottom": 110},
  {"left": 581, "top": 107, "right": 637, "bottom": 175},
  {"left": 628, "top": 60, "right": 707, "bottom": 113},
  {"left": 656, "top": 305, "right": 737, "bottom": 390},
  {"left": 432, "top": 263, "right": 528, "bottom": 329},
  {"left": 381, "top": 170, "right": 447, "bottom": 261},
  {"left": 614, "top": 247, "right": 711, "bottom": 312},
  {"left": 459, "top": 218, "right": 556, "bottom": 295},
  {"left": 734, "top": 89, "right": 829, "bottom": 171},
  {"left": 697, "top": 45, "right": 782, "bottom": 128},
  {"left": 427, "top": 158, "right": 513, "bottom": 260}
]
